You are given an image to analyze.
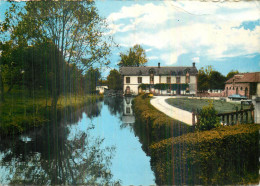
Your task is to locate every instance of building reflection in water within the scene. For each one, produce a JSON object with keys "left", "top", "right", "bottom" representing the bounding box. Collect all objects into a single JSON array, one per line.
[{"left": 122, "top": 96, "right": 135, "bottom": 124}]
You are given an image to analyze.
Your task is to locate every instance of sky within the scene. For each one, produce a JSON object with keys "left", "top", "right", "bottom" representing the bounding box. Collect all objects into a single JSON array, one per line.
[{"left": 1, "top": 0, "right": 260, "bottom": 77}]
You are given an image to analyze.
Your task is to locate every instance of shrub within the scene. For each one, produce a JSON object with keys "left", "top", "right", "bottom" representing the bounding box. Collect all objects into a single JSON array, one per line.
[
  {"left": 196, "top": 100, "right": 220, "bottom": 131},
  {"left": 133, "top": 94, "right": 191, "bottom": 144},
  {"left": 149, "top": 124, "right": 260, "bottom": 185}
]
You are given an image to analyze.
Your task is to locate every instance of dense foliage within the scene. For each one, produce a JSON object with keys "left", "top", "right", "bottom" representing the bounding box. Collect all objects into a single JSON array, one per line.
[
  {"left": 118, "top": 44, "right": 147, "bottom": 67},
  {"left": 197, "top": 65, "right": 239, "bottom": 92},
  {"left": 149, "top": 124, "right": 260, "bottom": 185},
  {"left": 196, "top": 101, "right": 221, "bottom": 131},
  {"left": 107, "top": 69, "right": 122, "bottom": 90},
  {"left": 133, "top": 94, "right": 191, "bottom": 143}
]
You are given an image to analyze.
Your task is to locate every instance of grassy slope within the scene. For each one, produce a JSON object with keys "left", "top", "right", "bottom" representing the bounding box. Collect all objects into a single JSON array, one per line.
[
  {"left": 133, "top": 94, "right": 192, "bottom": 143},
  {"left": 166, "top": 98, "right": 250, "bottom": 113},
  {"left": 0, "top": 88, "right": 102, "bottom": 136}
]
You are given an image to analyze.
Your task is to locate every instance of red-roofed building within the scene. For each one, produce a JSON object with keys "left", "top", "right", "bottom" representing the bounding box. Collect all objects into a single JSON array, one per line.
[{"left": 224, "top": 72, "right": 260, "bottom": 98}]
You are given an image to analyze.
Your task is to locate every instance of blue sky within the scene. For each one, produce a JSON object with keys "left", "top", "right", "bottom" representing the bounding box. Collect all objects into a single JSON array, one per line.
[{"left": 1, "top": 1, "right": 260, "bottom": 77}]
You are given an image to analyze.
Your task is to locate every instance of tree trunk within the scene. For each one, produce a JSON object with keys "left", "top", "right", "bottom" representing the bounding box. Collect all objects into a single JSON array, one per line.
[{"left": 0, "top": 73, "right": 5, "bottom": 102}]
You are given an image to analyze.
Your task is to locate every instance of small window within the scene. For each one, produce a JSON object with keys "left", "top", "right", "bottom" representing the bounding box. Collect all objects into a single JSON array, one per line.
[
  {"left": 186, "top": 76, "right": 190, "bottom": 83},
  {"left": 226, "top": 87, "right": 228, "bottom": 90},
  {"left": 240, "top": 87, "right": 243, "bottom": 90},
  {"left": 126, "top": 77, "right": 130, "bottom": 83},
  {"left": 138, "top": 77, "right": 142, "bottom": 84},
  {"left": 229, "top": 87, "right": 231, "bottom": 90},
  {"left": 233, "top": 87, "right": 234, "bottom": 90},
  {"left": 167, "top": 77, "right": 171, "bottom": 84},
  {"left": 176, "top": 77, "right": 180, "bottom": 84}
]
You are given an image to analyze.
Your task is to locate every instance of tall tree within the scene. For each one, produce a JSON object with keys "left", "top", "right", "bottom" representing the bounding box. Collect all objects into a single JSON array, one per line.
[
  {"left": 197, "top": 66, "right": 213, "bottom": 92},
  {"left": 107, "top": 69, "right": 122, "bottom": 90},
  {"left": 84, "top": 67, "right": 101, "bottom": 94},
  {"left": 226, "top": 70, "right": 239, "bottom": 80},
  {"left": 209, "top": 71, "right": 227, "bottom": 90},
  {"left": 1, "top": 1, "right": 114, "bottom": 105},
  {"left": 118, "top": 44, "right": 148, "bottom": 67}
]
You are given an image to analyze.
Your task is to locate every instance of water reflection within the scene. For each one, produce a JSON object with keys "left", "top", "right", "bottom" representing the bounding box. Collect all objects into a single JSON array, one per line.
[
  {"left": 104, "top": 96, "right": 123, "bottom": 117},
  {"left": 0, "top": 100, "right": 118, "bottom": 185},
  {"left": 0, "top": 97, "right": 155, "bottom": 185}
]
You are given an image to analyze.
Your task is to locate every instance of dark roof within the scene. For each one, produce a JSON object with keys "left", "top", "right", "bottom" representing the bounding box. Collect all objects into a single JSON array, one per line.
[
  {"left": 226, "top": 72, "right": 260, "bottom": 84},
  {"left": 119, "top": 66, "right": 198, "bottom": 76}
]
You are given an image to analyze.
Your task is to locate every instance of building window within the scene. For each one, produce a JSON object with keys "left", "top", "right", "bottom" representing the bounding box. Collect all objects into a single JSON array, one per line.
[
  {"left": 233, "top": 87, "right": 234, "bottom": 90},
  {"left": 126, "top": 77, "right": 130, "bottom": 83},
  {"left": 126, "top": 107, "right": 130, "bottom": 114},
  {"left": 186, "top": 72, "right": 190, "bottom": 83},
  {"left": 176, "top": 77, "right": 180, "bottom": 84},
  {"left": 226, "top": 87, "right": 228, "bottom": 90},
  {"left": 167, "top": 77, "right": 171, "bottom": 84},
  {"left": 138, "top": 77, "right": 142, "bottom": 84},
  {"left": 229, "top": 87, "right": 231, "bottom": 90},
  {"left": 240, "top": 87, "right": 243, "bottom": 90}
]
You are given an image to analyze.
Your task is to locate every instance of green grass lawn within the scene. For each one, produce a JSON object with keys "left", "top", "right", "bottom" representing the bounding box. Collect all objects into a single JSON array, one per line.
[{"left": 165, "top": 98, "right": 250, "bottom": 114}]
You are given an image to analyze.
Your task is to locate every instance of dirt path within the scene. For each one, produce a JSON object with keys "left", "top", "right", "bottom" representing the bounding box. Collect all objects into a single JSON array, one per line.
[{"left": 150, "top": 96, "right": 194, "bottom": 125}]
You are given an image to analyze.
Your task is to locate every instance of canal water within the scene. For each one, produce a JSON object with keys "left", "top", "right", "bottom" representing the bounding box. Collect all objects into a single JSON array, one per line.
[{"left": 0, "top": 97, "right": 155, "bottom": 185}]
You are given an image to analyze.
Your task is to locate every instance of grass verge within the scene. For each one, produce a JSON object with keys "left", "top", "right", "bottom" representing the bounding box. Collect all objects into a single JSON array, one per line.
[
  {"left": 0, "top": 89, "right": 103, "bottom": 136},
  {"left": 165, "top": 98, "right": 250, "bottom": 113}
]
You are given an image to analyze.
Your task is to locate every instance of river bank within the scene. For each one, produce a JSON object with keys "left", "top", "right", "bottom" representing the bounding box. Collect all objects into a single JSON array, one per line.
[
  {"left": 0, "top": 89, "right": 103, "bottom": 137},
  {"left": 133, "top": 94, "right": 260, "bottom": 185}
]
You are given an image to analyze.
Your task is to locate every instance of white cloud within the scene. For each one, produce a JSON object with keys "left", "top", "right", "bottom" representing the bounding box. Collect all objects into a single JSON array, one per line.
[
  {"left": 147, "top": 56, "right": 159, "bottom": 60},
  {"left": 107, "top": 1, "right": 260, "bottom": 64},
  {"left": 192, "top": 57, "right": 200, "bottom": 63}
]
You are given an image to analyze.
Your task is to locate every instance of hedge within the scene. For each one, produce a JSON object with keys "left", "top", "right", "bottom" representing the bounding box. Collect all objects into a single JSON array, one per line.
[
  {"left": 149, "top": 124, "right": 260, "bottom": 185},
  {"left": 133, "top": 94, "right": 192, "bottom": 146},
  {"left": 138, "top": 83, "right": 189, "bottom": 90}
]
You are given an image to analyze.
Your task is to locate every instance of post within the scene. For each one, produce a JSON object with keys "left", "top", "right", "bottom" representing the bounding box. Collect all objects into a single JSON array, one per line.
[
  {"left": 231, "top": 114, "right": 234, "bottom": 125},
  {"left": 245, "top": 111, "right": 248, "bottom": 123},
  {"left": 192, "top": 112, "right": 196, "bottom": 126},
  {"left": 236, "top": 107, "right": 238, "bottom": 124},
  {"left": 227, "top": 114, "right": 229, "bottom": 125},
  {"left": 241, "top": 112, "right": 243, "bottom": 124}
]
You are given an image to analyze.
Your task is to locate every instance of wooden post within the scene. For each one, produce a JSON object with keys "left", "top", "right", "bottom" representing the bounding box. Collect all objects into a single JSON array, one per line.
[
  {"left": 236, "top": 107, "right": 238, "bottom": 124},
  {"left": 227, "top": 114, "right": 229, "bottom": 126},
  {"left": 251, "top": 104, "right": 254, "bottom": 124},
  {"left": 241, "top": 112, "right": 243, "bottom": 124},
  {"left": 231, "top": 114, "right": 234, "bottom": 125},
  {"left": 245, "top": 111, "right": 248, "bottom": 124},
  {"left": 192, "top": 112, "right": 195, "bottom": 126}
]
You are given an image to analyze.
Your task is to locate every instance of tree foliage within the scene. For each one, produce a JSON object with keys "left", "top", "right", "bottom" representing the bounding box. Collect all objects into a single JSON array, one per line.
[
  {"left": 2, "top": 1, "right": 113, "bottom": 68},
  {"left": 84, "top": 67, "right": 101, "bottom": 94},
  {"left": 196, "top": 101, "right": 220, "bottom": 131},
  {"left": 198, "top": 66, "right": 227, "bottom": 91},
  {"left": 107, "top": 69, "right": 122, "bottom": 90},
  {"left": 226, "top": 70, "right": 239, "bottom": 80},
  {"left": 118, "top": 44, "right": 148, "bottom": 67}
]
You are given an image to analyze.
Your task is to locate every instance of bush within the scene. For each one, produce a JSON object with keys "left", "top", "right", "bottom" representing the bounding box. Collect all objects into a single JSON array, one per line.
[
  {"left": 133, "top": 94, "right": 191, "bottom": 144},
  {"left": 149, "top": 124, "right": 260, "bottom": 185},
  {"left": 196, "top": 100, "right": 220, "bottom": 131}
]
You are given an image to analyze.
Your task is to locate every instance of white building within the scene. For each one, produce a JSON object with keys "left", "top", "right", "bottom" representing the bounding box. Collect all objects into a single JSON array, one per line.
[
  {"left": 120, "top": 63, "right": 198, "bottom": 95},
  {"left": 96, "top": 86, "right": 108, "bottom": 94}
]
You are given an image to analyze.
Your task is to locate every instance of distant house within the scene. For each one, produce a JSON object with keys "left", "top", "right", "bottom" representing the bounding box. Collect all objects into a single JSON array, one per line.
[
  {"left": 224, "top": 72, "right": 260, "bottom": 98},
  {"left": 119, "top": 62, "right": 198, "bottom": 95},
  {"left": 96, "top": 86, "right": 108, "bottom": 94}
]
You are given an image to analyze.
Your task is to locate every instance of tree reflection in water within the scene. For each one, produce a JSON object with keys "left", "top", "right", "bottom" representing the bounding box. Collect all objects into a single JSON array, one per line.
[
  {"left": 104, "top": 96, "right": 124, "bottom": 118},
  {"left": 0, "top": 103, "right": 119, "bottom": 185}
]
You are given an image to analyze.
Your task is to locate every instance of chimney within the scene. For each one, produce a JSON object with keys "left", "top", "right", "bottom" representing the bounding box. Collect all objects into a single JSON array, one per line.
[
  {"left": 192, "top": 62, "right": 195, "bottom": 67},
  {"left": 158, "top": 62, "right": 160, "bottom": 68}
]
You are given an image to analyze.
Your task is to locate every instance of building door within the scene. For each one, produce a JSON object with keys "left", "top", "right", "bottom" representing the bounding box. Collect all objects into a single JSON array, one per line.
[{"left": 125, "top": 86, "right": 130, "bottom": 95}]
